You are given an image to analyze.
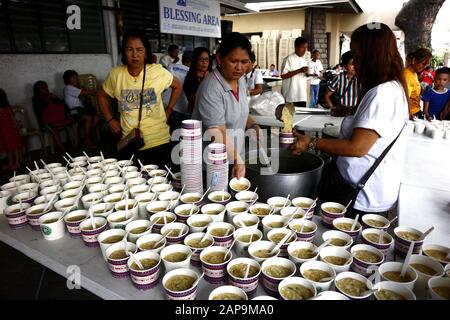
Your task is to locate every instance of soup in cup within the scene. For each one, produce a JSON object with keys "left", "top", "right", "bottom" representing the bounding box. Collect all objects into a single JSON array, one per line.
[
  {"left": 184, "top": 232, "right": 215, "bottom": 267},
  {"left": 335, "top": 271, "right": 373, "bottom": 300},
  {"left": 227, "top": 257, "right": 261, "bottom": 297},
  {"left": 409, "top": 254, "right": 445, "bottom": 299},
  {"left": 207, "top": 222, "right": 235, "bottom": 248},
  {"left": 98, "top": 228, "right": 127, "bottom": 260},
  {"left": 125, "top": 219, "right": 152, "bottom": 243},
  {"left": 320, "top": 202, "right": 346, "bottom": 228},
  {"left": 261, "top": 257, "right": 296, "bottom": 296},
  {"left": 319, "top": 246, "right": 352, "bottom": 274},
  {"left": 393, "top": 226, "right": 424, "bottom": 258},
  {"left": 291, "top": 197, "right": 316, "bottom": 219},
  {"left": 234, "top": 227, "right": 263, "bottom": 256},
  {"left": 267, "top": 197, "right": 291, "bottom": 214},
  {"left": 160, "top": 222, "right": 189, "bottom": 245},
  {"left": 201, "top": 203, "right": 226, "bottom": 223},
  {"left": 361, "top": 228, "right": 393, "bottom": 254},
  {"left": 379, "top": 261, "right": 418, "bottom": 290},
  {"left": 162, "top": 268, "right": 200, "bottom": 300},
  {"left": 63, "top": 209, "right": 88, "bottom": 238},
  {"left": 232, "top": 213, "right": 259, "bottom": 229},
  {"left": 289, "top": 218, "right": 317, "bottom": 242},
  {"left": 278, "top": 276, "right": 316, "bottom": 300},
  {"left": 373, "top": 281, "right": 416, "bottom": 300},
  {"left": 229, "top": 177, "right": 251, "bottom": 193},
  {"left": 333, "top": 217, "right": 362, "bottom": 241},
  {"left": 186, "top": 214, "right": 213, "bottom": 233},
  {"left": 127, "top": 250, "right": 161, "bottom": 290},
  {"left": 200, "top": 246, "right": 233, "bottom": 283},
  {"left": 248, "top": 240, "right": 280, "bottom": 263},
  {"left": 428, "top": 277, "right": 450, "bottom": 300},
  {"left": 160, "top": 244, "right": 192, "bottom": 272},
  {"left": 350, "top": 244, "right": 384, "bottom": 277},
  {"left": 149, "top": 211, "right": 177, "bottom": 233},
  {"left": 209, "top": 285, "right": 248, "bottom": 300},
  {"left": 208, "top": 191, "right": 232, "bottom": 205},
  {"left": 300, "top": 260, "right": 336, "bottom": 293},
  {"left": 422, "top": 244, "right": 450, "bottom": 265},
  {"left": 288, "top": 241, "right": 319, "bottom": 266},
  {"left": 322, "top": 230, "right": 353, "bottom": 250},
  {"left": 105, "top": 241, "right": 137, "bottom": 278},
  {"left": 361, "top": 214, "right": 390, "bottom": 230},
  {"left": 136, "top": 233, "right": 167, "bottom": 254},
  {"left": 267, "top": 228, "right": 297, "bottom": 258}
]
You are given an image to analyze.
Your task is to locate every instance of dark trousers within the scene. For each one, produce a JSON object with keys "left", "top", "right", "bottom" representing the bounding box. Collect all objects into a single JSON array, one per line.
[
  {"left": 168, "top": 110, "right": 191, "bottom": 135},
  {"left": 130, "top": 143, "right": 174, "bottom": 169},
  {"left": 347, "top": 207, "right": 389, "bottom": 220}
]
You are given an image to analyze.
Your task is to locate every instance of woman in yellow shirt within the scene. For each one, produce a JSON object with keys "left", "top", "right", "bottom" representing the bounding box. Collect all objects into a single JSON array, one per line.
[
  {"left": 403, "top": 48, "right": 432, "bottom": 119},
  {"left": 98, "top": 29, "right": 182, "bottom": 166}
]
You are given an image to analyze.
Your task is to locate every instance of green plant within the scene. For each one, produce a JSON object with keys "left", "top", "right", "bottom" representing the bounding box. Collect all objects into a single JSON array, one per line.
[{"left": 431, "top": 54, "right": 444, "bottom": 68}]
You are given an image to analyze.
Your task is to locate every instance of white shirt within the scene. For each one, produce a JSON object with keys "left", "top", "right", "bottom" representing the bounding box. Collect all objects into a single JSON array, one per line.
[
  {"left": 245, "top": 68, "right": 264, "bottom": 93},
  {"left": 63, "top": 85, "right": 83, "bottom": 112},
  {"left": 163, "top": 63, "right": 189, "bottom": 114},
  {"left": 281, "top": 53, "right": 308, "bottom": 102},
  {"left": 308, "top": 59, "right": 324, "bottom": 85},
  {"left": 336, "top": 81, "right": 409, "bottom": 212},
  {"left": 159, "top": 54, "right": 181, "bottom": 69}
]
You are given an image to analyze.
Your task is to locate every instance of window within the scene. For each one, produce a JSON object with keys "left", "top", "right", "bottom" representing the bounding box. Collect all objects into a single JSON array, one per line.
[
  {"left": 0, "top": 0, "right": 106, "bottom": 53},
  {"left": 120, "top": 0, "right": 210, "bottom": 53}
]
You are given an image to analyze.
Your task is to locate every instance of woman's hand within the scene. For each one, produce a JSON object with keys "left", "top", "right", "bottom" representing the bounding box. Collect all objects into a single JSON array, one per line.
[
  {"left": 232, "top": 163, "right": 246, "bottom": 179},
  {"left": 291, "top": 131, "right": 311, "bottom": 155},
  {"left": 108, "top": 119, "right": 121, "bottom": 134}
]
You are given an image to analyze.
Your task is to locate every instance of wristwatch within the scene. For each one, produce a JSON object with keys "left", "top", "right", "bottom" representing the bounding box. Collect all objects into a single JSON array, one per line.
[{"left": 307, "top": 137, "right": 317, "bottom": 152}]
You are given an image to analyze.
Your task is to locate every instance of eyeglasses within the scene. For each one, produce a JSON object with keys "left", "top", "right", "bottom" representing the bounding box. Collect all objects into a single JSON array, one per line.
[
  {"left": 125, "top": 47, "right": 145, "bottom": 54},
  {"left": 198, "top": 57, "right": 210, "bottom": 62}
]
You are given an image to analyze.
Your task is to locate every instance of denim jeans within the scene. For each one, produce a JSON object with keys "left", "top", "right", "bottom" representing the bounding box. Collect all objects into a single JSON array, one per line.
[{"left": 310, "top": 84, "right": 320, "bottom": 108}]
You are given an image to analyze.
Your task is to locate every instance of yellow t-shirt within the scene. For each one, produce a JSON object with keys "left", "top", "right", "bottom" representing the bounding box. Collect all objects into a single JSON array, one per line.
[
  {"left": 102, "top": 64, "right": 173, "bottom": 150},
  {"left": 404, "top": 68, "right": 421, "bottom": 115}
]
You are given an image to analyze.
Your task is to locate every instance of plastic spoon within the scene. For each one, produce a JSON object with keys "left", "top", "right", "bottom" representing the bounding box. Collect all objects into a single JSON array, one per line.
[
  {"left": 192, "top": 272, "right": 205, "bottom": 288},
  {"left": 378, "top": 230, "right": 385, "bottom": 245},
  {"left": 269, "top": 231, "right": 295, "bottom": 255},
  {"left": 189, "top": 203, "right": 196, "bottom": 215},
  {"left": 199, "top": 229, "right": 211, "bottom": 244},
  {"left": 244, "top": 264, "right": 251, "bottom": 279},
  {"left": 43, "top": 193, "right": 58, "bottom": 213},
  {"left": 314, "top": 239, "right": 331, "bottom": 254},
  {"left": 26, "top": 166, "right": 40, "bottom": 183},
  {"left": 388, "top": 216, "right": 398, "bottom": 226},
  {"left": 249, "top": 187, "right": 258, "bottom": 206},
  {"left": 199, "top": 187, "right": 211, "bottom": 202},
  {"left": 282, "top": 194, "right": 291, "bottom": 209},
  {"left": 400, "top": 241, "right": 415, "bottom": 278},
  {"left": 65, "top": 152, "right": 74, "bottom": 161},
  {"left": 164, "top": 165, "right": 177, "bottom": 180},
  {"left": 128, "top": 251, "right": 144, "bottom": 270},
  {"left": 153, "top": 232, "right": 169, "bottom": 248},
  {"left": 100, "top": 151, "right": 105, "bottom": 162},
  {"left": 418, "top": 226, "right": 434, "bottom": 241},
  {"left": 88, "top": 207, "right": 96, "bottom": 230},
  {"left": 350, "top": 214, "right": 360, "bottom": 231},
  {"left": 343, "top": 200, "right": 352, "bottom": 214},
  {"left": 224, "top": 238, "right": 238, "bottom": 260},
  {"left": 360, "top": 289, "right": 379, "bottom": 297}
]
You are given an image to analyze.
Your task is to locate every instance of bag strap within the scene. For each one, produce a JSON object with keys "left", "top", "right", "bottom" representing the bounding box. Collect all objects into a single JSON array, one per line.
[
  {"left": 356, "top": 124, "right": 406, "bottom": 190},
  {"left": 137, "top": 64, "right": 146, "bottom": 129}
]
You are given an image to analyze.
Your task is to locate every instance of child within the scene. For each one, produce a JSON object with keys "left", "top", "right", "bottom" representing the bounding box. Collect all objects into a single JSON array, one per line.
[
  {"left": 0, "top": 88, "right": 23, "bottom": 171},
  {"left": 422, "top": 67, "right": 450, "bottom": 120}
]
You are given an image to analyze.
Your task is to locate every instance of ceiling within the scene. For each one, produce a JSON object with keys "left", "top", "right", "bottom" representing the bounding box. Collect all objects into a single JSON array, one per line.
[{"left": 220, "top": 0, "right": 363, "bottom": 15}]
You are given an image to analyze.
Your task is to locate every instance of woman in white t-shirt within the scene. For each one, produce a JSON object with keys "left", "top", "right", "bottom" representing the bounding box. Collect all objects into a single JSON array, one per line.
[{"left": 291, "top": 23, "right": 409, "bottom": 218}]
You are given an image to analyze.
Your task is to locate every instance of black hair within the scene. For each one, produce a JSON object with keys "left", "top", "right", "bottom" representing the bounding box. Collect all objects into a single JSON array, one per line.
[
  {"left": 341, "top": 50, "right": 353, "bottom": 66},
  {"left": 120, "top": 28, "right": 152, "bottom": 65},
  {"left": 217, "top": 32, "right": 252, "bottom": 59},
  {"left": 0, "top": 88, "right": 10, "bottom": 108},
  {"left": 249, "top": 51, "right": 256, "bottom": 63},
  {"left": 182, "top": 51, "right": 193, "bottom": 64},
  {"left": 294, "top": 37, "right": 308, "bottom": 48},
  {"left": 63, "top": 70, "right": 78, "bottom": 85},
  {"left": 186, "top": 47, "right": 212, "bottom": 78},
  {"left": 312, "top": 49, "right": 320, "bottom": 54},
  {"left": 33, "top": 81, "right": 47, "bottom": 99},
  {"left": 435, "top": 67, "right": 450, "bottom": 78},
  {"left": 333, "top": 64, "right": 341, "bottom": 70},
  {"left": 168, "top": 44, "right": 179, "bottom": 53}
]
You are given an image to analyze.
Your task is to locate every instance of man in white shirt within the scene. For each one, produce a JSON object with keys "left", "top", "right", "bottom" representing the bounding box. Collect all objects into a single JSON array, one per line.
[
  {"left": 281, "top": 37, "right": 309, "bottom": 107},
  {"left": 159, "top": 44, "right": 180, "bottom": 69},
  {"left": 307, "top": 50, "right": 324, "bottom": 108},
  {"left": 163, "top": 51, "right": 191, "bottom": 133},
  {"left": 245, "top": 51, "right": 264, "bottom": 97}
]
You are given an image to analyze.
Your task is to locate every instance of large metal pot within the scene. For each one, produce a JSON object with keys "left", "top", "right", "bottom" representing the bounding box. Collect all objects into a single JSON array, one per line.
[{"left": 245, "top": 148, "right": 326, "bottom": 202}]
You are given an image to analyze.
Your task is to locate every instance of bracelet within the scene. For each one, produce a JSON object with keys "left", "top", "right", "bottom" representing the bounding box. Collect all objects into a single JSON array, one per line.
[
  {"left": 307, "top": 137, "right": 317, "bottom": 152},
  {"left": 107, "top": 117, "right": 114, "bottom": 124}
]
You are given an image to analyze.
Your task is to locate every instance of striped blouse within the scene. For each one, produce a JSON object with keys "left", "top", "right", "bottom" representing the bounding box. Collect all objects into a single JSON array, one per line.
[{"left": 328, "top": 72, "right": 360, "bottom": 108}]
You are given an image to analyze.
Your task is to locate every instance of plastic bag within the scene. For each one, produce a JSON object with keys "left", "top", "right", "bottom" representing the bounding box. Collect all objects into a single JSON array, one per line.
[{"left": 249, "top": 91, "right": 285, "bottom": 116}]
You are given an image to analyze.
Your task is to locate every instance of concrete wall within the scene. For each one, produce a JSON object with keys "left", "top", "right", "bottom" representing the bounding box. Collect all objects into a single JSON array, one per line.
[{"left": 225, "top": 10, "right": 401, "bottom": 67}]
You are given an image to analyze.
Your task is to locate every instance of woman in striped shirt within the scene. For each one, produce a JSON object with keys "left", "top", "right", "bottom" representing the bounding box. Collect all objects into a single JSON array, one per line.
[{"left": 325, "top": 50, "right": 360, "bottom": 116}]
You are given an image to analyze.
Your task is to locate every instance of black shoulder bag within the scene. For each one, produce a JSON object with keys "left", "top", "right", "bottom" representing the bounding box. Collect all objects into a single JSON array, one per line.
[
  {"left": 317, "top": 125, "right": 405, "bottom": 215},
  {"left": 117, "top": 65, "right": 146, "bottom": 158}
]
